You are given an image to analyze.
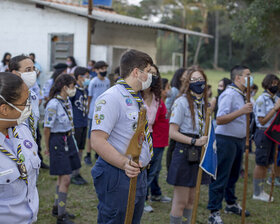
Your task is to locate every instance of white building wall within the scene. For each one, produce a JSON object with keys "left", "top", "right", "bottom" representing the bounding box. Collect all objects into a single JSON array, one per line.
[
  {"left": 0, "top": 0, "right": 88, "bottom": 83},
  {"left": 92, "top": 21, "right": 158, "bottom": 63}
]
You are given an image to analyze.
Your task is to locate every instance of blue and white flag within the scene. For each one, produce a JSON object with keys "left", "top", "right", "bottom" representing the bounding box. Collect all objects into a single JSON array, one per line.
[{"left": 200, "top": 120, "right": 217, "bottom": 179}]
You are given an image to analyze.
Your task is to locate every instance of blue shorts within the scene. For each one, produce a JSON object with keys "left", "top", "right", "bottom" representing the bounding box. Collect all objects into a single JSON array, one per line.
[
  {"left": 49, "top": 133, "right": 81, "bottom": 175},
  {"left": 167, "top": 142, "right": 210, "bottom": 187},
  {"left": 92, "top": 157, "right": 147, "bottom": 224},
  {"left": 88, "top": 119, "right": 92, "bottom": 139},
  {"left": 254, "top": 129, "right": 275, "bottom": 166}
]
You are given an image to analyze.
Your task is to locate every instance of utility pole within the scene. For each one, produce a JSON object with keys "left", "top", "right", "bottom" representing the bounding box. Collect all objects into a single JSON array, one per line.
[{"left": 87, "top": 0, "right": 93, "bottom": 62}]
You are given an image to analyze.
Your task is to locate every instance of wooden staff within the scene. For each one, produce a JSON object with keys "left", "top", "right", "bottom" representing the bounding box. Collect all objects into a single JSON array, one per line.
[
  {"left": 269, "top": 144, "right": 279, "bottom": 202},
  {"left": 124, "top": 107, "right": 147, "bottom": 224},
  {"left": 191, "top": 107, "right": 211, "bottom": 224},
  {"left": 241, "top": 77, "right": 251, "bottom": 224}
]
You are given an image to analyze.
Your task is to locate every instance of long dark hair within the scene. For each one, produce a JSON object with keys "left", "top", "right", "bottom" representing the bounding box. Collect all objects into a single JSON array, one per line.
[
  {"left": 0, "top": 72, "right": 24, "bottom": 105},
  {"left": 45, "top": 74, "right": 76, "bottom": 107},
  {"left": 141, "top": 64, "right": 162, "bottom": 102},
  {"left": 171, "top": 68, "right": 186, "bottom": 90},
  {"left": 51, "top": 68, "right": 66, "bottom": 82},
  {"left": 67, "top": 56, "right": 77, "bottom": 68},
  {"left": 180, "top": 65, "right": 208, "bottom": 128},
  {"left": 1, "top": 52, "right": 11, "bottom": 65}
]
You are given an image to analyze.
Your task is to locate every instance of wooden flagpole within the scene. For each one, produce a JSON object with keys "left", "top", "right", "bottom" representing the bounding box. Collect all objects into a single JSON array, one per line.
[
  {"left": 269, "top": 144, "right": 278, "bottom": 202},
  {"left": 191, "top": 107, "right": 211, "bottom": 224},
  {"left": 241, "top": 77, "right": 251, "bottom": 224},
  {"left": 124, "top": 107, "right": 147, "bottom": 224}
]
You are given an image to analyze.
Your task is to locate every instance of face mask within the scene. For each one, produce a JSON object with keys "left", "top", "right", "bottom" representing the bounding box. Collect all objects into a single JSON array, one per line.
[
  {"left": 66, "top": 87, "right": 77, "bottom": 97},
  {"left": 66, "top": 61, "right": 72, "bottom": 67},
  {"left": 20, "top": 71, "right": 37, "bottom": 88},
  {"left": 243, "top": 76, "right": 254, "bottom": 88},
  {"left": 150, "top": 75, "right": 159, "bottom": 88},
  {"left": 251, "top": 91, "right": 256, "bottom": 97},
  {"left": 0, "top": 95, "right": 31, "bottom": 125},
  {"left": 268, "top": 86, "right": 278, "bottom": 94},
  {"left": 217, "top": 89, "right": 223, "bottom": 96},
  {"left": 166, "top": 89, "right": 172, "bottom": 98},
  {"left": 138, "top": 72, "right": 152, "bottom": 90},
  {"left": 83, "top": 78, "right": 90, "bottom": 86},
  {"left": 189, "top": 81, "right": 206, "bottom": 94},
  {"left": 87, "top": 66, "right": 93, "bottom": 70},
  {"left": 100, "top": 71, "right": 107, "bottom": 77}
]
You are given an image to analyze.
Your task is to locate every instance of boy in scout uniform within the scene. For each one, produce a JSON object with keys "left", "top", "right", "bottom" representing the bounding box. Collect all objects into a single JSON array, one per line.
[
  {"left": 207, "top": 65, "right": 252, "bottom": 224},
  {"left": 91, "top": 49, "right": 154, "bottom": 224}
]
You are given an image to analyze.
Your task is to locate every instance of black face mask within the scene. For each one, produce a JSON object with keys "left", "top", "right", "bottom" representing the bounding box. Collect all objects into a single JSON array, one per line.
[
  {"left": 150, "top": 75, "right": 159, "bottom": 88},
  {"left": 268, "top": 85, "right": 278, "bottom": 94},
  {"left": 100, "top": 71, "right": 107, "bottom": 77},
  {"left": 217, "top": 89, "right": 223, "bottom": 96},
  {"left": 189, "top": 81, "right": 206, "bottom": 94}
]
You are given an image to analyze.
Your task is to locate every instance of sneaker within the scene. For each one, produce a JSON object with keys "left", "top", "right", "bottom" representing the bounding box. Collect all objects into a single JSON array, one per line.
[
  {"left": 253, "top": 191, "right": 274, "bottom": 202},
  {"left": 144, "top": 202, "right": 154, "bottom": 213},
  {"left": 52, "top": 206, "right": 75, "bottom": 219},
  {"left": 224, "top": 203, "right": 250, "bottom": 216},
  {"left": 40, "top": 162, "right": 50, "bottom": 169},
  {"left": 71, "top": 176, "right": 84, "bottom": 185},
  {"left": 266, "top": 177, "right": 280, "bottom": 187},
  {"left": 84, "top": 156, "right": 92, "bottom": 166},
  {"left": 150, "top": 195, "right": 171, "bottom": 203},
  {"left": 208, "top": 211, "right": 224, "bottom": 224},
  {"left": 57, "top": 214, "right": 75, "bottom": 224},
  {"left": 76, "top": 174, "right": 88, "bottom": 185}
]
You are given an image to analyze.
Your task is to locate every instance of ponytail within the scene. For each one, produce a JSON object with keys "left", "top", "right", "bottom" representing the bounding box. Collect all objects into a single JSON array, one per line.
[{"left": 44, "top": 74, "right": 76, "bottom": 107}]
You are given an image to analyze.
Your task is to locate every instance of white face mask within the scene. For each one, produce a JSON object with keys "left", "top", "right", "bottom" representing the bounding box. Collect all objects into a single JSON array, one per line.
[
  {"left": 20, "top": 71, "right": 37, "bottom": 88},
  {"left": 0, "top": 95, "right": 32, "bottom": 125},
  {"left": 66, "top": 87, "right": 77, "bottom": 97},
  {"left": 138, "top": 71, "right": 152, "bottom": 90}
]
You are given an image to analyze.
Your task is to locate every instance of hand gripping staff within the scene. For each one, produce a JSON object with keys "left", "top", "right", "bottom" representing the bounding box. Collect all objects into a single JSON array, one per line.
[{"left": 124, "top": 106, "right": 147, "bottom": 224}]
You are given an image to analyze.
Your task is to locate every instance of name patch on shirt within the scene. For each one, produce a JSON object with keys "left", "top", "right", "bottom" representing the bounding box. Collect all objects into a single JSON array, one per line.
[{"left": 0, "top": 169, "right": 13, "bottom": 176}]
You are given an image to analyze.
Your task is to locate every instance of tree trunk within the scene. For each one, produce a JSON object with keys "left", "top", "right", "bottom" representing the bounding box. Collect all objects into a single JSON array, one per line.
[
  {"left": 274, "top": 50, "right": 279, "bottom": 72},
  {"left": 213, "top": 10, "right": 219, "bottom": 69},
  {"left": 193, "top": 37, "right": 202, "bottom": 65}
]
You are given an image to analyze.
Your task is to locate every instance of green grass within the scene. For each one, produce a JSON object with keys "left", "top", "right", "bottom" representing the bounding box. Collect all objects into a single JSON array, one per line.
[
  {"left": 37, "top": 148, "right": 280, "bottom": 224},
  {"left": 36, "top": 70, "right": 280, "bottom": 224}
]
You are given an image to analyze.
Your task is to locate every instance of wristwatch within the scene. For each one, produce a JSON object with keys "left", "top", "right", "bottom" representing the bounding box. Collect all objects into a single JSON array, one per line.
[{"left": 191, "top": 138, "right": 196, "bottom": 146}]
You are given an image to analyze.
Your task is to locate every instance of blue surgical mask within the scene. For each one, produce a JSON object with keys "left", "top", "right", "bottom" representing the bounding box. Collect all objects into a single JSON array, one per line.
[
  {"left": 189, "top": 81, "right": 206, "bottom": 94},
  {"left": 83, "top": 78, "right": 90, "bottom": 86},
  {"left": 243, "top": 76, "right": 254, "bottom": 88}
]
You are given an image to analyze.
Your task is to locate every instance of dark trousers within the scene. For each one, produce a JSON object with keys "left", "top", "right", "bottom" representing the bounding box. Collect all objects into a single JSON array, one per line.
[
  {"left": 92, "top": 157, "right": 147, "bottom": 224},
  {"left": 36, "top": 125, "right": 43, "bottom": 162},
  {"left": 147, "top": 147, "right": 164, "bottom": 197},
  {"left": 207, "top": 134, "right": 245, "bottom": 211}
]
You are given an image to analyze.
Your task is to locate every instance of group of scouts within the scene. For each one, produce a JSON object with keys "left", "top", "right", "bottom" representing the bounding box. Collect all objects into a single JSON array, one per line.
[{"left": 0, "top": 49, "right": 279, "bottom": 224}]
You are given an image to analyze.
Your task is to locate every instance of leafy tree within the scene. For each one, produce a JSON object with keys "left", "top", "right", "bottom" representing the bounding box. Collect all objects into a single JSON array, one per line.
[{"left": 231, "top": 0, "right": 280, "bottom": 71}]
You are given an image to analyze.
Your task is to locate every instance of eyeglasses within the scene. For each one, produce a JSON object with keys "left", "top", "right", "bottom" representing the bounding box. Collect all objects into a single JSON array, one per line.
[
  {"left": 138, "top": 69, "right": 157, "bottom": 77},
  {"left": 190, "top": 78, "right": 205, "bottom": 82},
  {"left": 13, "top": 98, "right": 31, "bottom": 111}
]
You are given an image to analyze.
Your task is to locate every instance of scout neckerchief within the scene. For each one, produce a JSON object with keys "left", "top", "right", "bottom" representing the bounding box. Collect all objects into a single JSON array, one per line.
[
  {"left": 263, "top": 91, "right": 276, "bottom": 104},
  {"left": 75, "top": 84, "right": 88, "bottom": 117},
  {"left": 27, "top": 91, "right": 36, "bottom": 141},
  {"left": 192, "top": 95, "right": 204, "bottom": 136},
  {"left": 0, "top": 127, "right": 28, "bottom": 184},
  {"left": 56, "top": 95, "right": 75, "bottom": 135},
  {"left": 117, "top": 78, "right": 153, "bottom": 156},
  {"left": 228, "top": 83, "right": 246, "bottom": 102},
  {"left": 28, "top": 112, "right": 36, "bottom": 141}
]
